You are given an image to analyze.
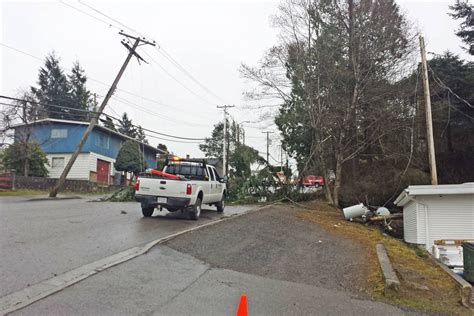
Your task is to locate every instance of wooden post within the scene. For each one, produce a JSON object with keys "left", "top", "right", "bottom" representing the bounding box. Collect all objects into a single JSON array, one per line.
[{"left": 419, "top": 35, "right": 438, "bottom": 185}]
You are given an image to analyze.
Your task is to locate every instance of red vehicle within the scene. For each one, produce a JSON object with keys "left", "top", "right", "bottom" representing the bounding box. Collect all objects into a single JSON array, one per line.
[{"left": 302, "top": 175, "right": 325, "bottom": 187}]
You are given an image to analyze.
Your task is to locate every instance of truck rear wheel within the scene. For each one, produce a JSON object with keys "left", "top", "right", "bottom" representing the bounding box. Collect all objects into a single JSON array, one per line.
[
  {"left": 188, "top": 198, "right": 202, "bottom": 220},
  {"left": 142, "top": 206, "right": 154, "bottom": 217},
  {"left": 216, "top": 197, "right": 225, "bottom": 213}
]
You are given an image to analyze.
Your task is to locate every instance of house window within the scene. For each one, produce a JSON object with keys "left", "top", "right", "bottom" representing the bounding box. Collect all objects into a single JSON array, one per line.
[
  {"left": 52, "top": 157, "right": 65, "bottom": 169},
  {"left": 95, "top": 132, "right": 110, "bottom": 149},
  {"left": 51, "top": 129, "right": 68, "bottom": 138}
]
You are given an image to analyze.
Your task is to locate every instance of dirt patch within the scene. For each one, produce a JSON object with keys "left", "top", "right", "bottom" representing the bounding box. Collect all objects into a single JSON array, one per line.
[{"left": 295, "top": 200, "right": 470, "bottom": 315}]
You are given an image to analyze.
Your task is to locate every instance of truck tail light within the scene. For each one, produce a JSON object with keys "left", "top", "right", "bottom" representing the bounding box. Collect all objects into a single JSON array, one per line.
[
  {"left": 186, "top": 183, "right": 192, "bottom": 195},
  {"left": 134, "top": 178, "right": 140, "bottom": 191}
]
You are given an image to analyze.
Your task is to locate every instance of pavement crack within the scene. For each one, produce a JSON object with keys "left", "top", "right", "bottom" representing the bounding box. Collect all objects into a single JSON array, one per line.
[{"left": 157, "top": 266, "right": 211, "bottom": 309}]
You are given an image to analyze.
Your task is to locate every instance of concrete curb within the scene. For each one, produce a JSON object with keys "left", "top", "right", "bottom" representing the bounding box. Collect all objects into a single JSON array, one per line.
[
  {"left": 0, "top": 203, "right": 275, "bottom": 315},
  {"left": 376, "top": 243, "right": 400, "bottom": 295},
  {"left": 430, "top": 256, "right": 473, "bottom": 309}
]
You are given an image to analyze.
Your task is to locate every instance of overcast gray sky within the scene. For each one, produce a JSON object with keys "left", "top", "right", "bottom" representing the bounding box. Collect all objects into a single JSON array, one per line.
[{"left": 1, "top": 0, "right": 471, "bottom": 163}]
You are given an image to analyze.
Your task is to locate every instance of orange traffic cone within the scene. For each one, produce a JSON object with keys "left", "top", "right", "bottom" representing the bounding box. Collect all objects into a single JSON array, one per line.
[{"left": 236, "top": 293, "right": 248, "bottom": 316}]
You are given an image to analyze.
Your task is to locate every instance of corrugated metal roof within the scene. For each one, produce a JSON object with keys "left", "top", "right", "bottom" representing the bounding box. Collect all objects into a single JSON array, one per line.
[{"left": 394, "top": 183, "right": 474, "bottom": 206}]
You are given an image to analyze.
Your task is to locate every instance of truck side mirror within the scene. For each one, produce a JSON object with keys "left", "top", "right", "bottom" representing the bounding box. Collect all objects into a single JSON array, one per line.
[
  {"left": 204, "top": 175, "right": 209, "bottom": 181},
  {"left": 223, "top": 175, "right": 228, "bottom": 183}
]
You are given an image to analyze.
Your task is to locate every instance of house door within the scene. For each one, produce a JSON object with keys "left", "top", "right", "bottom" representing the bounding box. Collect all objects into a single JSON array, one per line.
[{"left": 96, "top": 159, "right": 110, "bottom": 184}]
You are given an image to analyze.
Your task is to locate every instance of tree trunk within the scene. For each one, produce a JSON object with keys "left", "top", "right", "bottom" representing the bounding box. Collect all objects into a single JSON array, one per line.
[
  {"left": 23, "top": 142, "right": 29, "bottom": 176},
  {"left": 332, "top": 152, "right": 343, "bottom": 208}
]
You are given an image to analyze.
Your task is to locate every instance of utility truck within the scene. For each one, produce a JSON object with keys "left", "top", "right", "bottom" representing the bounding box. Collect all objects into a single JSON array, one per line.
[{"left": 134, "top": 158, "right": 226, "bottom": 220}]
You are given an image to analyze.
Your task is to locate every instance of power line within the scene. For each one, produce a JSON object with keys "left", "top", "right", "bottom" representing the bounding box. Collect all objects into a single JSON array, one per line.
[
  {"left": 110, "top": 95, "right": 212, "bottom": 128},
  {"left": 0, "top": 43, "right": 43, "bottom": 61},
  {"left": 428, "top": 64, "right": 474, "bottom": 109},
  {"left": 0, "top": 42, "right": 216, "bottom": 118},
  {"left": 139, "top": 47, "right": 218, "bottom": 107},
  {"left": 0, "top": 95, "right": 97, "bottom": 114},
  {"left": 59, "top": 0, "right": 121, "bottom": 31},
  {"left": 72, "top": 0, "right": 227, "bottom": 103},
  {"left": 103, "top": 113, "right": 205, "bottom": 141},
  {"left": 0, "top": 95, "right": 207, "bottom": 141}
]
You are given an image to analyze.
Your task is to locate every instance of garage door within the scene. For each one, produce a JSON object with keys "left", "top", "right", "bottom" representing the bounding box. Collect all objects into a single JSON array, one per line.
[{"left": 96, "top": 159, "right": 110, "bottom": 184}]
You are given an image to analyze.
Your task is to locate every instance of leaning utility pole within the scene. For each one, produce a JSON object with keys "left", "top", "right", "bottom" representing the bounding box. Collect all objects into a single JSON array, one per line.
[
  {"left": 262, "top": 131, "right": 274, "bottom": 164},
  {"left": 419, "top": 35, "right": 438, "bottom": 185},
  {"left": 217, "top": 105, "right": 234, "bottom": 176},
  {"left": 49, "top": 32, "right": 155, "bottom": 197}
]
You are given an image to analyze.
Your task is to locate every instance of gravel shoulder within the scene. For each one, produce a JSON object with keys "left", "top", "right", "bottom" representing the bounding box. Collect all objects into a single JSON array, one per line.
[{"left": 165, "top": 204, "right": 369, "bottom": 296}]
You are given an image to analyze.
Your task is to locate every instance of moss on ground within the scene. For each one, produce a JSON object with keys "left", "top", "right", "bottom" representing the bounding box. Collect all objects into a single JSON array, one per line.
[{"left": 294, "top": 199, "right": 470, "bottom": 315}]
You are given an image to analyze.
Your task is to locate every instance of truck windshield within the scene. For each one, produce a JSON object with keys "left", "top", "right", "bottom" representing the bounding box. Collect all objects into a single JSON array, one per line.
[{"left": 165, "top": 162, "right": 207, "bottom": 180}]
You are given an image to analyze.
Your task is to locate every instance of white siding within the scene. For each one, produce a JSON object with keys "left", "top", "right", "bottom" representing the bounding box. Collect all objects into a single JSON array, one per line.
[
  {"left": 46, "top": 153, "right": 90, "bottom": 180},
  {"left": 406, "top": 195, "right": 474, "bottom": 248},
  {"left": 403, "top": 200, "right": 418, "bottom": 244},
  {"left": 420, "top": 195, "right": 474, "bottom": 246}
]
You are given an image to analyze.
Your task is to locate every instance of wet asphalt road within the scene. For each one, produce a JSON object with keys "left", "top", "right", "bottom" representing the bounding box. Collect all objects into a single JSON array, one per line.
[
  {"left": 0, "top": 195, "right": 254, "bottom": 298},
  {"left": 8, "top": 205, "right": 418, "bottom": 316}
]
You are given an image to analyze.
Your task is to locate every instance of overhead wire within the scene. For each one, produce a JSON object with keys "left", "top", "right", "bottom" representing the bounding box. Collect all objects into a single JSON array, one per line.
[
  {"left": 59, "top": 0, "right": 121, "bottom": 31},
  {"left": 0, "top": 95, "right": 206, "bottom": 141},
  {"left": 74, "top": 0, "right": 227, "bottom": 104},
  {"left": 0, "top": 41, "right": 213, "bottom": 119},
  {"left": 110, "top": 95, "right": 211, "bottom": 128},
  {"left": 139, "top": 47, "right": 219, "bottom": 108}
]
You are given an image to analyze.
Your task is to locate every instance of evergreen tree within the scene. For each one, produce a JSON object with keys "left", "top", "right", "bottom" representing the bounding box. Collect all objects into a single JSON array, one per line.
[
  {"left": 103, "top": 116, "right": 116, "bottom": 131},
  {"left": 118, "top": 112, "right": 137, "bottom": 138},
  {"left": 450, "top": 0, "right": 474, "bottom": 55},
  {"left": 2, "top": 142, "right": 49, "bottom": 177},
  {"left": 31, "top": 52, "right": 71, "bottom": 119},
  {"left": 157, "top": 143, "right": 168, "bottom": 155},
  {"left": 115, "top": 140, "right": 146, "bottom": 178},
  {"left": 136, "top": 126, "right": 148, "bottom": 144},
  {"left": 68, "top": 61, "right": 92, "bottom": 121}
]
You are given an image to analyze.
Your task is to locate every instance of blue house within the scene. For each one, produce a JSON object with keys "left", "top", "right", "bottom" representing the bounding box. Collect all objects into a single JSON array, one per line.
[{"left": 13, "top": 119, "right": 165, "bottom": 184}]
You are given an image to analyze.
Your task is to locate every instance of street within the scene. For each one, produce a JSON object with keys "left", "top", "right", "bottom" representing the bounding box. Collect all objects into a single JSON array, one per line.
[
  {"left": 0, "top": 197, "right": 419, "bottom": 315},
  {"left": 0, "top": 196, "right": 253, "bottom": 299}
]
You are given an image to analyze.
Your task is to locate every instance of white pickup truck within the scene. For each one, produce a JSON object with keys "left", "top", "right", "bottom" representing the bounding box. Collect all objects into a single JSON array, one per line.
[{"left": 134, "top": 159, "right": 227, "bottom": 220}]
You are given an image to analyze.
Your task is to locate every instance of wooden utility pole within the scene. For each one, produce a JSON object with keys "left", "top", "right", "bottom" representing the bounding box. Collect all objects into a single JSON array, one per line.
[
  {"left": 419, "top": 35, "right": 438, "bottom": 185},
  {"left": 280, "top": 144, "right": 283, "bottom": 172},
  {"left": 49, "top": 32, "right": 155, "bottom": 197},
  {"left": 262, "top": 131, "right": 274, "bottom": 164},
  {"left": 217, "top": 105, "right": 234, "bottom": 176}
]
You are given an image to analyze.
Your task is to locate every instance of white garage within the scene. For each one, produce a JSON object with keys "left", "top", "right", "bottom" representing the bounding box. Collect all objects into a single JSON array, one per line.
[{"left": 394, "top": 183, "right": 474, "bottom": 249}]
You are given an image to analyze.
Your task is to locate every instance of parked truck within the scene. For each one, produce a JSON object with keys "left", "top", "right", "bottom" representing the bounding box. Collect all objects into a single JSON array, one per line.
[{"left": 134, "top": 158, "right": 226, "bottom": 220}]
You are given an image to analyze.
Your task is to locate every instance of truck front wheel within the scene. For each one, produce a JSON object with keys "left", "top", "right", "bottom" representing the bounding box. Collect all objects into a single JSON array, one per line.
[
  {"left": 142, "top": 206, "right": 154, "bottom": 217},
  {"left": 188, "top": 198, "right": 202, "bottom": 220}
]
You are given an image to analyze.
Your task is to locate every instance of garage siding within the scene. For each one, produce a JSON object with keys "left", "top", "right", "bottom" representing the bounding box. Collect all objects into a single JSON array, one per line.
[
  {"left": 46, "top": 153, "right": 91, "bottom": 180},
  {"left": 418, "top": 195, "right": 474, "bottom": 246},
  {"left": 403, "top": 201, "right": 418, "bottom": 244}
]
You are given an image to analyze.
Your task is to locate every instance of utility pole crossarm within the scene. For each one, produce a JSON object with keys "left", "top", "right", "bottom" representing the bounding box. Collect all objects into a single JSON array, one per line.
[{"left": 49, "top": 32, "right": 155, "bottom": 197}]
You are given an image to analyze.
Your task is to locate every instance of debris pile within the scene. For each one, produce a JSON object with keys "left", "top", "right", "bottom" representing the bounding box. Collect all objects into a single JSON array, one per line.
[{"left": 342, "top": 203, "right": 403, "bottom": 236}]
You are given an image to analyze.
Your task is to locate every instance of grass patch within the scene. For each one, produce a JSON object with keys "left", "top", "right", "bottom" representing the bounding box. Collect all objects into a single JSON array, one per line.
[
  {"left": 0, "top": 189, "right": 48, "bottom": 196},
  {"left": 0, "top": 189, "right": 108, "bottom": 197},
  {"left": 294, "top": 199, "right": 469, "bottom": 315}
]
